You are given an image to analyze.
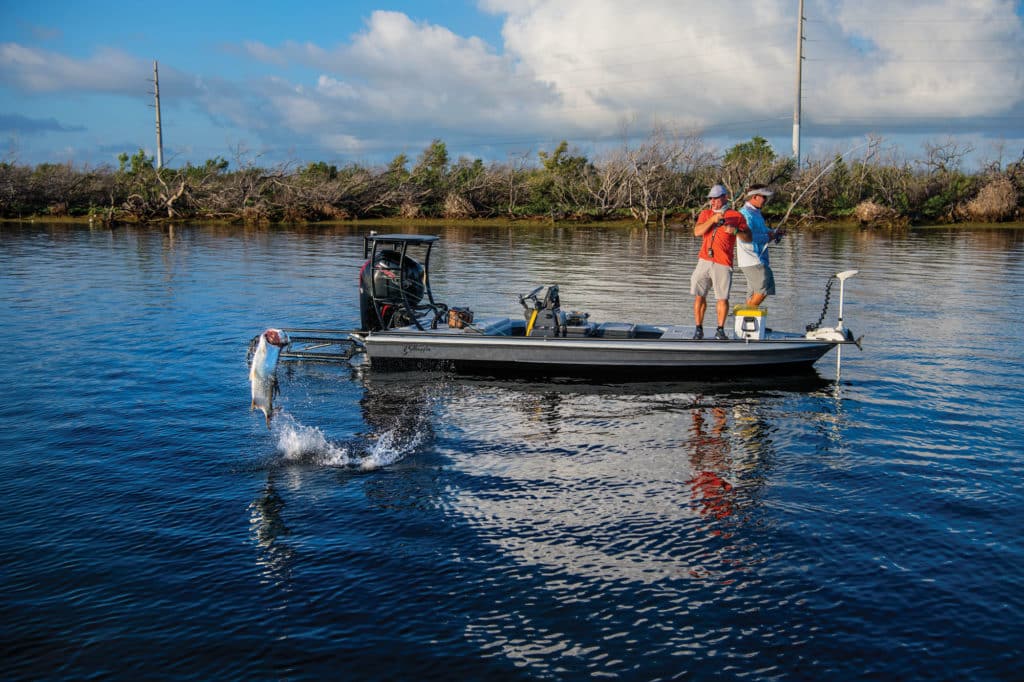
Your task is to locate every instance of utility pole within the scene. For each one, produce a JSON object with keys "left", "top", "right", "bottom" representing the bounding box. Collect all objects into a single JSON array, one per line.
[
  {"left": 152, "top": 60, "right": 164, "bottom": 170},
  {"left": 792, "top": 0, "right": 804, "bottom": 172}
]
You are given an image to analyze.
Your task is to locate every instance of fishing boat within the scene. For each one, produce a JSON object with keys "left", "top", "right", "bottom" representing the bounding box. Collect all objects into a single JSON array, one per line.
[{"left": 253, "top": 232, "right": 861, "bottom": 378}]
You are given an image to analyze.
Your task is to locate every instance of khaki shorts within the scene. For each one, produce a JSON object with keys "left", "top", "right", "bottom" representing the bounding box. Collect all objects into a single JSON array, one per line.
[
  {"left": 741, "top": 264, "right": 776, "bottom": 296},
  {"left": 690, "top": 259, "right": 733, "bottom": 300}
]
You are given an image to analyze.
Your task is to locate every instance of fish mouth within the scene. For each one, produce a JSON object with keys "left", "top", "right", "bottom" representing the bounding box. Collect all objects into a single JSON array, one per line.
[{"left": 264, "top": 329, "right": 290, "bottom": 347}]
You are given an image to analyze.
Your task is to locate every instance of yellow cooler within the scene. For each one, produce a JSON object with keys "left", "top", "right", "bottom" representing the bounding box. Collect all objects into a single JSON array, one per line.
[{"left": 734, "top": 307, "right": 766, "bottom": 340}]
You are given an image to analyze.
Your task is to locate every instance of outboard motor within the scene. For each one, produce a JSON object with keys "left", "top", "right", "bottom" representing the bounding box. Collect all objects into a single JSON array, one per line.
[{"left": 359, "top": 249, "right": 426, "bottom": 331}]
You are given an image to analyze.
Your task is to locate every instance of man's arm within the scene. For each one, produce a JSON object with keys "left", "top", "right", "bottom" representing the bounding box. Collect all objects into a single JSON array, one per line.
[
  {"left": 728, "top": 213, "right": 752, "bottom": 242},
  {"left": 694, "top": 210, "right": 724, "bottom": 236}
]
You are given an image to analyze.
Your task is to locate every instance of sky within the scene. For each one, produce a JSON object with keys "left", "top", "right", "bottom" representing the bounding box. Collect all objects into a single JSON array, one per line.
[{"left": 1, "top": 0, "right": 1023, "bottom": 171}]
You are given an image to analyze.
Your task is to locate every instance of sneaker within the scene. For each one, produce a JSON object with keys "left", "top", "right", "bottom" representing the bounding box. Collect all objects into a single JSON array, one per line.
[
  {"left": 693, "top": 327, "right": 704, "bottom": 340},
  {"left": 714, "top": 328, "right": 728, "bottom": 340}
]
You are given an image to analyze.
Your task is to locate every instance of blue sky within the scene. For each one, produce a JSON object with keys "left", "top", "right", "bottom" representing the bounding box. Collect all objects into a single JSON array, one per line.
[{"left": 2, "top": 0, "right": 1022, "bottom": 170}]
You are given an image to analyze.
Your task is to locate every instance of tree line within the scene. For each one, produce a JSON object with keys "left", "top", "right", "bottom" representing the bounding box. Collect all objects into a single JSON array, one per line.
[{"left": 1, "top": 131, "right": 1021, "bottom": 227}]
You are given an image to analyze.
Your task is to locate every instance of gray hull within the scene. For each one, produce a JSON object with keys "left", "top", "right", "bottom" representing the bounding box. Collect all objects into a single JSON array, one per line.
[{"left": 364, "top": 330, "right": 840, "bottom": 377}]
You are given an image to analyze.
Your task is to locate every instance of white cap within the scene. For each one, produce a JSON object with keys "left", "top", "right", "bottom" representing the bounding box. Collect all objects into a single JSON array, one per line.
[{"left": 746, "top": 187, "right": 774, "bottom": 198}]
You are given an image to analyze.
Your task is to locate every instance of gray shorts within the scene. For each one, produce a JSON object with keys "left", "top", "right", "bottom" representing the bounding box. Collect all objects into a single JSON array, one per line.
[
  {"left": 741, "top": 264, "right": 776, "bottom": 296},
  {"left": 690, "top": 259, "right": 733, "bottom": 300}
]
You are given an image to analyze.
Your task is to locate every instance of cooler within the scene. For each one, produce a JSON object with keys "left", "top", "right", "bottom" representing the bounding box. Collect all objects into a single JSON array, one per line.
[
  {"left": 595, "top": 322, "right": 636, "bottom": 339},
  {"left": 734, "top": 307, "right": 766, "bottom": 340}
]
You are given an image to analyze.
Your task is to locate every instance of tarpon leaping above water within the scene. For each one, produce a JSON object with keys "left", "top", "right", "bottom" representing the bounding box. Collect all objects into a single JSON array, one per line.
[{"left": 250, "top": 328, "right": 290, "bottom": 427}]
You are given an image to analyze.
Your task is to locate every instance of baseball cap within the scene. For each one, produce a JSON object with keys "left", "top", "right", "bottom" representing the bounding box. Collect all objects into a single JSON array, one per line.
[
  {"left": 707, "top": 184, "right": 728, "bottom": 199},
  {"left": 746, "top": 187, "right": 775, "bottom": 198}
]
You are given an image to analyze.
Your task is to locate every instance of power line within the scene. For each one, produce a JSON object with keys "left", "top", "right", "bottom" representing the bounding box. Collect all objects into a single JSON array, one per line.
[
  {"left": 804, "top": 18, "right": 1005, "bottom": 24},
  {"left": 806, "top": 38, "right": 1003, "bottom": 43},
  {"left": 806, "top": 57, "right": 1019, "bottom": 63}
]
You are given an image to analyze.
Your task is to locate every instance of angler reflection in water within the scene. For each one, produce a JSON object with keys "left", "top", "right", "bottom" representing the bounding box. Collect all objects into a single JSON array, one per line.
[
  {"left": 687, "top": 407, "right": 736, "bottom": 522},
  {"left": 685, "top": 397, "right": 777, "bottom": 521}
]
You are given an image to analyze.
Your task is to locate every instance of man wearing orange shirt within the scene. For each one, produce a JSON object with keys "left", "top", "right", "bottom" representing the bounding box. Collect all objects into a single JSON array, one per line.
[{"left": 690, "top": 184, "right": 751, "bottom": 340}]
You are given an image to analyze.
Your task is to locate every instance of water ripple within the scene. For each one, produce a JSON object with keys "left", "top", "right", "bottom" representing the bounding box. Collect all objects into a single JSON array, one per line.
[{"left": 2, "top": 223, "right": 1022, "bottom": 680}]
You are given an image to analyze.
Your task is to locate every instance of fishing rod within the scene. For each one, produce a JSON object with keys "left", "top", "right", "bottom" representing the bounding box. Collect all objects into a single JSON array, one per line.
[{"left": 776, "top": 138, "right": 873, "bottom": 229}]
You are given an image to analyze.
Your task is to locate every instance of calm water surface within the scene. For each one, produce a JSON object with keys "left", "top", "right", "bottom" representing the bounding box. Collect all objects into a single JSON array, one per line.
[{"left": 1, "top": 222, "right": 1022, "bottom": 680}]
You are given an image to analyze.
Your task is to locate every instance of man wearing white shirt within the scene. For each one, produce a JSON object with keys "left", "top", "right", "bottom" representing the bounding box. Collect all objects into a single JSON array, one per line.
[{"left": 736, "top": 185, "right": 784, "bottom": 308}]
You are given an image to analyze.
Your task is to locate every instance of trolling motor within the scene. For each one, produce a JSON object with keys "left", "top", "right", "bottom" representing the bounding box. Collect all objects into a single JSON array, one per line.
[{"left": 805, "top": 269, "right": 862, "bottom": 348}]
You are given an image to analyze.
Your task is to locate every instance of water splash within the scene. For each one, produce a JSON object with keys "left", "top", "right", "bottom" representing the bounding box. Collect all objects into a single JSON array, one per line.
[
  {"left": 361, "top": 424, "right": 427, "bottom": 470},
  {"left": 270, "top": 412, "right": 427, "bottom": 470}
]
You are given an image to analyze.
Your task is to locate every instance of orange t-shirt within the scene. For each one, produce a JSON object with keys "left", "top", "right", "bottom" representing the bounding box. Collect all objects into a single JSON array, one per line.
[{"left": 697, "top": 208, "right": 747, "bottom": 267}]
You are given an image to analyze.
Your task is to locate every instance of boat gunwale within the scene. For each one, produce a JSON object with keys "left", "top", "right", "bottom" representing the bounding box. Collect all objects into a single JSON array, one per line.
[{"left": 364, "top": 330, "right": 845, "bottom": 351}]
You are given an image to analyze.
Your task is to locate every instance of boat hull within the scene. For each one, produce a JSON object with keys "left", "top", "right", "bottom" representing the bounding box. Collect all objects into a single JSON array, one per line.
[{"left": 364, "top": 331, "right": 841, "bottom": 378}]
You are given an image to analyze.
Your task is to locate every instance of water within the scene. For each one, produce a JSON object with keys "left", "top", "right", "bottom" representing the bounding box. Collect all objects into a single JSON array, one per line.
[{"left": 2, "top": 221, "right": 1022, "bottom": 680}]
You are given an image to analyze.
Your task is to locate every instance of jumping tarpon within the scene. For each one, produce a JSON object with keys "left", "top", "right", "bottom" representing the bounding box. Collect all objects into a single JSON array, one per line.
[{"left": 250, "top": 328, "right": 290, "bottom": 427}]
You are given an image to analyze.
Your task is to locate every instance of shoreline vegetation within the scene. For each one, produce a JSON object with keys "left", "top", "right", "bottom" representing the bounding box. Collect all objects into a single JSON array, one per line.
[{"left": 2, "top": 133, "right": 1021, "bottom": 228}]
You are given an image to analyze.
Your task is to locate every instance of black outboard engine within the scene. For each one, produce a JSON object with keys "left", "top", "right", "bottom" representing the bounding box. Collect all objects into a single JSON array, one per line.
[{"left": 359, "top": 249, "right": 426, "bottom": 331}]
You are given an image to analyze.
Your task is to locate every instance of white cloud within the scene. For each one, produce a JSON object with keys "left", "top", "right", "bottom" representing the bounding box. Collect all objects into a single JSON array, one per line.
[
  {"left": 319, "top": 132, "right": 363, "bottom": 154},
  {"left": 485, "top": 0, "right": 1024, "bottom": 133},
  {"left": 1, "top": 1, "right": 1021, "bottom": 165},
  {"left": 0, "top": 43, "right": 201, "bottom": 100},
  {"left": 800, "top": 0, "right": 1024, "bottom": 120},
  {"left": 0, "top": 44, "right": 146, "bottom": 93},
  {"left": 315, "top": 75, "right": 357, "bottom": 100}
]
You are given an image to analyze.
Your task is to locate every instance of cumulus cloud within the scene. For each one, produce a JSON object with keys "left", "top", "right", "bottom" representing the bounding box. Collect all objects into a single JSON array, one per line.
[
  {"left": 802, "top": 0, "right": 1024, "bottom": 122},
  {"left": 483, "top": 0, "right": 1024, "bottom": 137},
  {"left": 0, "top": 0, "right": 1021, "bottom": 165},
  {"left": 240, "top": 10, "right": 556, "bottom": 137},
  {"left": 0, "top": 43, "right": 201, "bottom": 99},
  {"left": 0, "top": 44, "right": 146, "bottom": 94},
  {"left": 230, "top": 0, "right": 1023, "bottom": 151}
]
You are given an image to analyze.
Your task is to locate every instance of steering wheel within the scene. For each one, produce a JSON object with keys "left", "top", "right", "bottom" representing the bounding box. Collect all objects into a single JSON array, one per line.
[{"left": 519, "top": 285, "right": 544, "bottom": 308}]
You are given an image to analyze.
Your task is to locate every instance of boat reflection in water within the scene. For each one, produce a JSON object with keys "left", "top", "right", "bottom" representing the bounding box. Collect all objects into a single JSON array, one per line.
[
  {"left": 247, "top": 362, "right": 846, "bottom": 673},
  {"left": 424, "top": 372, "right": 841, "bottom": 670}
]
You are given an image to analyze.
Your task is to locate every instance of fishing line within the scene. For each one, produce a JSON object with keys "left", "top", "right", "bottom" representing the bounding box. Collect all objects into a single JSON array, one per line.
[{"left": 777, "top": 138, "right": 873, "bottom": 229}]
